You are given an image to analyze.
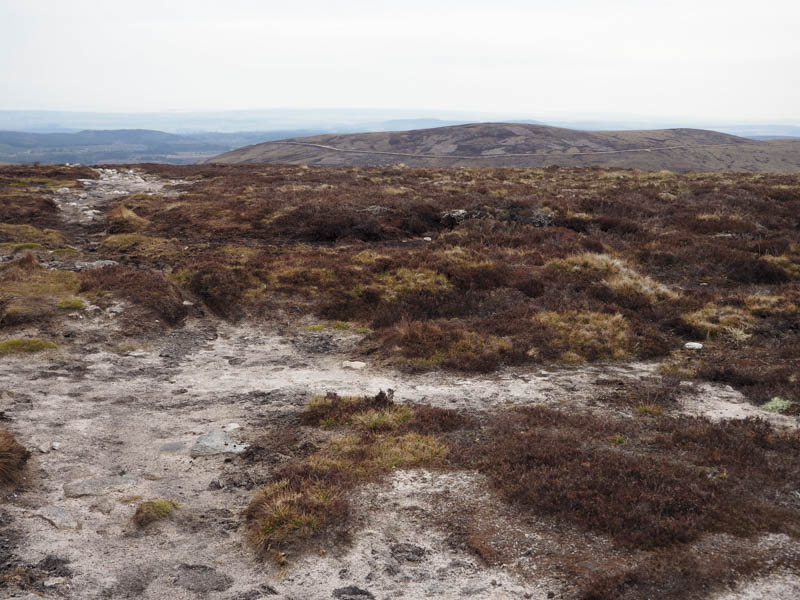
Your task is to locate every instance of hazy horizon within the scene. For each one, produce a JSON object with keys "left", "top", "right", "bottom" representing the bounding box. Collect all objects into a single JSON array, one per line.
[{"left": 1, "top": 1, "right": 799, "bottom": 123}]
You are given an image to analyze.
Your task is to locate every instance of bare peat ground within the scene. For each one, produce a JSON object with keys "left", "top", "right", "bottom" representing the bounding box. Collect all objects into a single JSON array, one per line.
[{"left": 1, "top": 165, "right": 799, "bottom": 599}]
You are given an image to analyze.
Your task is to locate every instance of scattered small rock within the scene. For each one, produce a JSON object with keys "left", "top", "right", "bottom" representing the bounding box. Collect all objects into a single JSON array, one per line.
[
  {"left": 75, "top": 260, "right": 118, "bottom": 271},
  {"left": 223, "top": 423, "right": 241, "bottom": 432},
  {"left": 51, "top": 441, "right": 61, "bottom": 450},
  {"left": 190, "top": 431, "right": 248, "bottom": 457},
  {"left": 684, "top": 342, "right": 704, "bottom": 350}
]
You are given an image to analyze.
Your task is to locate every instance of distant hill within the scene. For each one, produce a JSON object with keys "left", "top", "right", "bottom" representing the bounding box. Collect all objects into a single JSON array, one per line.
[
  {"left": 205, "top": 123, "right": 800, "bottom": 172},
  {"left": 0, "top": 129, "right": 320, "bottom": 165}
]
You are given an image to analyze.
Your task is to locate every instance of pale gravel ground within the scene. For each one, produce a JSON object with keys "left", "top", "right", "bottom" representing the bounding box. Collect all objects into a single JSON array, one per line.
[{"left": 1, "top": 168, "right": 797, "bottom": 599}]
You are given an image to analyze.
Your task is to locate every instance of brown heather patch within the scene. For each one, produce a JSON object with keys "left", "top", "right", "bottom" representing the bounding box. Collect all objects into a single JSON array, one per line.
[{"left": 79, "top": 265, "right": 187, "bottom": 325}]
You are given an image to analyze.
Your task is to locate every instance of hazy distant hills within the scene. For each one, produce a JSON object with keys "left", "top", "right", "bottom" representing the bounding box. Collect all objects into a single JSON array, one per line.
[
  {"left": 0, "top": 129, "right": 317, "bottom": 164},
  {"left": 205, "top": 123, "right": 800, "bottom": 172}
]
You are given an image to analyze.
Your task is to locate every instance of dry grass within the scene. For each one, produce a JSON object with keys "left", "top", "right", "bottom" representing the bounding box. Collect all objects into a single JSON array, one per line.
[
  {"left": 0, "top": 428, "right": 30, "bottom": 485},
  {"left": 531, "top": 311, "right": 631, "bottom": 363}
]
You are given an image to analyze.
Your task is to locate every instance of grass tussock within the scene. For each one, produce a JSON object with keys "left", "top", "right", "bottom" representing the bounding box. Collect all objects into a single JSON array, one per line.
[
  {"left": 0, "top": 253, "right": 80, "bottom": 325},
  {"left": 132, "top": 499, "right": 180, "bottom": 527},
  {"left": 107, "top": 205, "right": 151, "bottom": 233},
  {"left": 0, "top": 428, "right": 30, "bottom": 485},
  {"left": 531, "top": 311, "right": 631, "bottom": 363},
  {"left": 0, "top": 338, "right": 57, "bottom": 355}
]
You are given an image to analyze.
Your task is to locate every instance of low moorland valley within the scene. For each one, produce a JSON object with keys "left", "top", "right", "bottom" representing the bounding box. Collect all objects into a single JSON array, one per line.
[{"left": 1, "top": 134, "right": 799, "bottom": 599}]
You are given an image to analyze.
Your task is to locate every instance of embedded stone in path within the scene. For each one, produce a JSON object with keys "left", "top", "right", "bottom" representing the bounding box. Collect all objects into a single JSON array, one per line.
[
  {"left": 63, "top": 475, "right": 138, "bottom": 498},
  {"left": 35, "top": 506, "right": 82, "bottom": 530},
  {"left": 190, "top": 431, "right": 248, "bottom": 457}
]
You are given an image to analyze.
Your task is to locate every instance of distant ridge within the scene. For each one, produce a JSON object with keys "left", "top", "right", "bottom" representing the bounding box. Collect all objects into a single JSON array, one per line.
[{"left": 205, "top": 123, "right": 800, "bottom": 172}]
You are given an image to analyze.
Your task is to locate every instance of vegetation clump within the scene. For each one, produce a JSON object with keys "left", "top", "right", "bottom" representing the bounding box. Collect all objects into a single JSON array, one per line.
[
  {"left": 245, "top": 391, "right": 463, "bottom": 563},
  {"left": 0, "top": 338, "right": 57, "bottom": 355},
  {"left": 0, "top": 428, "right": 30, "bottom": 485},
  {"left": 132, "top": 499, "right": 180, "bottom": 527}
]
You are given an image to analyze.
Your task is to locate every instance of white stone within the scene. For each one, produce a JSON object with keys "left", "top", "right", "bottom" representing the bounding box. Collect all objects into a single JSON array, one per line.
[
  {"left": 342, "top": 361, "right": 367, "bottom": 370},
  {"left": 223, "top": 423, "right": 241, "bottom": 432},
  {"left": 685, "top": 342, "right": 704, "bottom": 350}
]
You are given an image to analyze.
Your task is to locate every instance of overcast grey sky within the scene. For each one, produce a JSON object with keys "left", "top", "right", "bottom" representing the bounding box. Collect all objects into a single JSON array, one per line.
[{"left": 1, "top": 0, "right": 798, "bottom": 121}]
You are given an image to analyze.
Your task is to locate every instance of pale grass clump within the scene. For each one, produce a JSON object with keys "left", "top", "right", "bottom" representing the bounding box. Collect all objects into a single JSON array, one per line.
[
  {"left": 350, "top": 405, "right": 414, "bottom": 431},
  {"left": 352, "top": 249, "right": 390, "bottom": 265},
  {"left": 744, "top": 293, "right": 798, "bottom": 317},
  {"left": 761, "top": 254, "right": 800, "bottom": 279},
  {"left": 548, "top": 253, "right": 679, "bottom": 302},
  {"left": 108, "top": 205, "right": 150, "bottom": 232},
  {"left": 375, "top": 267, "right": 453, "bottom": 301},
  {"left": 0, "top": 223, "right": 65, "bottom": 246},
  {"left": 683, "top": 304, "right": 755, "bottom": 340},
  {"left": 532, "top": 310, "right": 631, "bottom": 363}
]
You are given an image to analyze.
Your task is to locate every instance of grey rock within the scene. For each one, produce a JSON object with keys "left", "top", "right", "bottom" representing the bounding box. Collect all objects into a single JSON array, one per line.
[
  {"left": 36, "top": 506, "right": 81, "bottom": 530},
  {"left": 391, "top": 542, "right": 426, "bottom": 562},
  {"left": 51, "top": 441, "right": 61, "bottom": 450},
  {"left": 108, "top": 305, "right": 124, "bottom": 314},
  {"left": 333, "top": 587, "right": 375, "bottom": 600},
  {"left": 63, "top": 475, "right": 137, "bottom": 498},
  {"left": 441, "top": 209, "right": 469, "bottom": 226},
  {"left": 365, "top": 205, "right": 390, "bottom": 216},
  {"left": 190, "top": 431, "right": 248, "bottom": 457},
  {"left": 75, "top": 260, "right": 118, "bottom": 271}
]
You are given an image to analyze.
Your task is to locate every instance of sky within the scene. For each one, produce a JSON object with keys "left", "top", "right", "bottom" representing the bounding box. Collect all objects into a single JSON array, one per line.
[{"left": 1, "top": 0, "right": 799, "bottom": 122}]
